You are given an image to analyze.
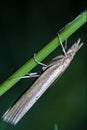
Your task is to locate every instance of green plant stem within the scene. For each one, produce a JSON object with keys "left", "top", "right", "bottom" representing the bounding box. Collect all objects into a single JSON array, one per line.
[{"left": 0, "top": 11, "right": 87, "bottom": 96}]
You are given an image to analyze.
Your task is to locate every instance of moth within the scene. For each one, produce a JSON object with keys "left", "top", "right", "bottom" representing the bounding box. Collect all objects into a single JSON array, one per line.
[{"left": 2, "top": 37, "right": 83, "bottom": 125}]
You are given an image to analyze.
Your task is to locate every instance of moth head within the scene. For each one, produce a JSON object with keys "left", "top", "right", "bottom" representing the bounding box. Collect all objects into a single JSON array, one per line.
[{"left": 67, "top": 38, "right": 83, "bottom": 57}]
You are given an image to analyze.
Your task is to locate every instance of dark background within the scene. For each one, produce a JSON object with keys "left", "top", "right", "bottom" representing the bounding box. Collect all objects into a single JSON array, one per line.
[{"left": 0, "top": 0, "right": 87, "bottom": 130}]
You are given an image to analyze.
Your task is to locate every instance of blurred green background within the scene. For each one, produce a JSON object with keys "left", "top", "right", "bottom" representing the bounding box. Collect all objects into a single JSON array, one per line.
[{"left": 0, "top": 0, "right": 86, "bottom": 130}]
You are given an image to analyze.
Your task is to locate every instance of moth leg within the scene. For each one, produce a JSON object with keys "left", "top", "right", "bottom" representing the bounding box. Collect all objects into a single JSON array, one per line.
[
  {"left": 23, "top": 72, "right": 40, "bottom": 78},
  {"left": 11, "top": 72, "right": 40, "bottom": 80},
  {"left": 52, "top": 55, "right": 64, "bottom": 60},
  {"left": 57, "top": 33, "right": 67, "bottom": 57},
  {"left": 34, "top": 53, "right": 47, "bottom": 67},
  {"left": 64, "top": 39, "right": 67, "bottom": 50}
]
